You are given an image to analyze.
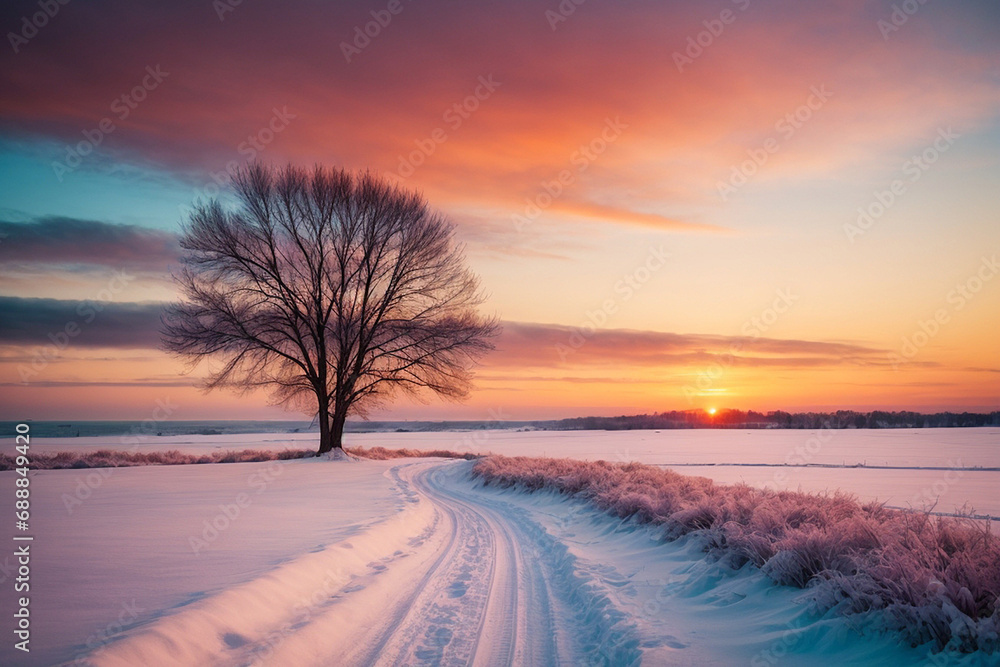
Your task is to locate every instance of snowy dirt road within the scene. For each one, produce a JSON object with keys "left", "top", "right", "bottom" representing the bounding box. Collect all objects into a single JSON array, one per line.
[
  {"left": 341, "top": 461, "right": 640, "bottom": 667},
  {"left": 84, "top": 460, "right": 638, "bottom": 667},
  {"left": 80, "top": 459, "right": 945, "bottom": 667}
]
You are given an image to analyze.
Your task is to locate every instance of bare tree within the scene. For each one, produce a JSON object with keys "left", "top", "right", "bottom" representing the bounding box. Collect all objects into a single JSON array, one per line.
[{"left": 162, "top": 163, "right": 500, "bottom": 455}]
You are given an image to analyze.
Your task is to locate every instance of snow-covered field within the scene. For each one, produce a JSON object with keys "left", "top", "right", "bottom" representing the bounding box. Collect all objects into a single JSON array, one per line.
[
  {"left": 0, "top": 457, "right": 406, "bottom": 666},
  {"left": 3, "top": 428, "right": 996, "bottom": 665},
  {"left": 31, "top": 427, "right": 1000, "bottom": 518},
  {"left": 4, "top": 453, "right": 989, "bottom": 666}
]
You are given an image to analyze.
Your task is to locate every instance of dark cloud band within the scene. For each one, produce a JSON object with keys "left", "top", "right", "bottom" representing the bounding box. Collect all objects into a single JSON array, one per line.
[
  {"left": 0, "top": 301, "right": 889, "bottom": 369},
  {"left": 0, "top": 217, "right": 180, "bottom": 269},
  {"left": 0, "top": 296, "right": 164, "bottom": 348},
  {"left": 491, "top": 321, "right": 890, "bottom": 368}
]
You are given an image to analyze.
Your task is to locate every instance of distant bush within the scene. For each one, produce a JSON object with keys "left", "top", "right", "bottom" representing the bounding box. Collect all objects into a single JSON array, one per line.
[
  {"left": 472, "top": 455, "right": 1000, "bottom": 655},
  {"left": 0, "top": 446, "right": 477, "bottom": 470}
]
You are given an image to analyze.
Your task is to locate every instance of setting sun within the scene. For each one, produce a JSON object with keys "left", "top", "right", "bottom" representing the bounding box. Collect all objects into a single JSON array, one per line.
[{"left": 707, "top": 408, "right": 717, "bottom": 416}]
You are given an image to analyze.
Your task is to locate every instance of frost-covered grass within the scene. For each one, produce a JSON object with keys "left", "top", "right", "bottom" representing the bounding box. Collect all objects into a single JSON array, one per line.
[
  {"left": 472, "top": 455, "right": 1000, "bottom": 655},
  {"left": 0, "top": 446, "right": 476, "bottom": 470},
  {"left": 351, "top": 446, "right": 479, "bottom": 461}
]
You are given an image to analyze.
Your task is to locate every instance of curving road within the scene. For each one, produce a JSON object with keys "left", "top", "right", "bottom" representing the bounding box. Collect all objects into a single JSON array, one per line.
[
  {"left": 86, "top": 460, "right": 639, "bottom": 667},
  {"left": 339, "top": 461, "right": 639, "bottom": 667},
  {"left": 84, "top": 458, "right": 968, "bottom": 667}
]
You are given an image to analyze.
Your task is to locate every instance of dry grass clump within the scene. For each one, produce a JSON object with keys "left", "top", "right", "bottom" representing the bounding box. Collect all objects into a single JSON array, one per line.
[
  {"left": 349, "top": 446, "right": 478, "bottom": 461},
  {"left": 0, "top": 446, "right": 477, "bottom": 470},
  {"left": 0, "top": 448, "right": 315, "bottom": 469},
  {"left": 473, "top": 455, "right": 1000, "bottom": 655}
]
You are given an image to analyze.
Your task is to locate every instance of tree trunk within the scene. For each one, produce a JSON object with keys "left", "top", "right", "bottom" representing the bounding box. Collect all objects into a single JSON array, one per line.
[
  {"left": 316, "top": 397, "right": 346, "bottom": 456},
  {"left": 316, "top": 397, "right": 334, "bottom": 455},
  {"left": 330, "top": 406, "right": 347, "bottom": 452}
]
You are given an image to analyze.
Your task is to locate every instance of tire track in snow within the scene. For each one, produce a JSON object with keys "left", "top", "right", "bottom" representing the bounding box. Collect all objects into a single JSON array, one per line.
[
  {"left": 361, "top": 462, "right": 531, "bottom": 666},
  {"left": 375, "top": 461, "right": 641, "bottom": 666},
  {"left": 254, "top": 459, "right": 641, "bottom": 666}
]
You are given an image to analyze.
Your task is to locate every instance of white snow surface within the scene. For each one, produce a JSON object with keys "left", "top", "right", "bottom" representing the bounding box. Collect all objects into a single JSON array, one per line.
[
  {"left": 2, "top": 451, "right": 996, "bottom": 665},
  {"left": 31, "top": 427, "right": 1000, "bottom": 517}
]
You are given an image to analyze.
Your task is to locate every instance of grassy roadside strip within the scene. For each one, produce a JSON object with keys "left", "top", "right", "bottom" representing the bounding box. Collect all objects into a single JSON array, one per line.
[
  {"left": 472, "top": 455, "right": 1000, "bottom": 655},
  {"left": 0, "top": 446, "right": 478, "bottom": 470}
]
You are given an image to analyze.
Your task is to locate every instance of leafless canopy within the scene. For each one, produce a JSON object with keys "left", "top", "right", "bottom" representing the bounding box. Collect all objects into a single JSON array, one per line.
[{"left": 162, "top": 163, "right": 500, "bottom": 453}]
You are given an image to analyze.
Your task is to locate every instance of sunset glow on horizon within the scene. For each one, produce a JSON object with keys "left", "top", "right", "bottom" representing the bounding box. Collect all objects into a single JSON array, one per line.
[{"left": 1, "top": 0, "right": 998, "bottom": 421}]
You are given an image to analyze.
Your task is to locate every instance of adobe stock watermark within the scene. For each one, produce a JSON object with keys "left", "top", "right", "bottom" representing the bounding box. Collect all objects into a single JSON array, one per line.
[
  {"left": 450, "top": 407, "right": 508, "bottom": 456},
  {"left": 555, "top": 245, "right": 669, "bottom": 361},
  {"left": 877, "top": 0, "right": 932, "bottom": 40},
  {"left": 672, "top": 0, "right": 752, "bottom": 73},
  {"left": 395, "top": 75, "right": 501, "bottom": 179},
  {"left": 760, "top": 423, "right": 837, "bottom": 492},
  {"left": 683, "top": 287, "right": 798, "bottom": 403},
  {"left": 50, "top": 65, "right": 169, "bottom": 182},
  {"left": 717, "top": 85, "right": 832, "bottom": 202},
  {"left": 340, "top": 0, "right": 413, "bottom": 63},
  {"left": 0, "top": 555, "right": 14, "bottom": 587},
  {"left": 61, "top": 397, "right": 179, "bottom": 515},
  {"left": 906, "top": 461, "right": 965, "bottom": 513},
  {"left": 750, "top": 599, "right": 823, "bottom": 667},
  {"left": 924, "top": 642, "right": 978, "bottom": 667},
  {"left": 246, "top": 548, "right": 415, "bottom": 665},
  {"left": 245, "top": 575, "right": 342, "bottom": 664},
  {"left": 7, "top": 0, "right": 71, "bottom": 54},
  {"left": 844, "top": 127, "right": 959, "bottom": 243},
  {"left": 188, "top": 459, "right": 286, "bottom": 554},
  {"left": 889, "top": 253, "right": 998, "bottom": 369},
  {"left": 544, "top": 0, "right": 589, "bottom": 31},
  {"left": 179, "top": 106, "right": 296, "bottom": 218},
  {"left": 512, "top": 116, "right": 628, "bottom": 232},
  {"left": 18, "top": 270, "right": 134, "bottom": 383},
  {"left": 69, "top": 600, "right": 145, "bottom": 666},
  {"left": 213, "top": 0, "right": 245, "bottom": 21}
]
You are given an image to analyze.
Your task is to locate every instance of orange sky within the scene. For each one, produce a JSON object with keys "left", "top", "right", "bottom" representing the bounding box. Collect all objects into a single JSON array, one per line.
[{"left": 0, "top": 0, "right": 998, "bottom": 420}]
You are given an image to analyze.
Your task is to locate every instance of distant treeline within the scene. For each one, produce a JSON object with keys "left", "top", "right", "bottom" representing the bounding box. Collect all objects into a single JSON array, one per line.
[{"left": 545, "top": 410, "right": 1000, "bottom": 430}]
